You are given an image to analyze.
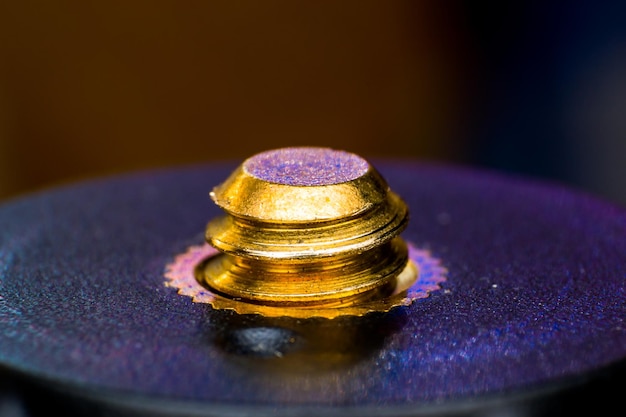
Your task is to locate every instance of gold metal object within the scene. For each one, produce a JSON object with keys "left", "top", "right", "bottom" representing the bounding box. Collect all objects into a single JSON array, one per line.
[{"left": 193, "top": 147, "right": 419, "bottom": 318}]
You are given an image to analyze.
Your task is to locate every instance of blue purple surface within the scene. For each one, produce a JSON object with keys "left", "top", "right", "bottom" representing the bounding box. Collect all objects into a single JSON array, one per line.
[
  {"left": 244, "top": 147, "right": 370, "bottom": 186},
  {"left": 0, "top": 161, "right": 625, "bottom": 414}
]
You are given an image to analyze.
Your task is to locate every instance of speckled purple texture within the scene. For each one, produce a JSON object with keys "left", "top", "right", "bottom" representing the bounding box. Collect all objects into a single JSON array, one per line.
[
  {"left": 243, "top": 147, "right": 370, "bottom": 186},
  {"left": 0, "top": 161, "right": 625, "bottom": 415}
]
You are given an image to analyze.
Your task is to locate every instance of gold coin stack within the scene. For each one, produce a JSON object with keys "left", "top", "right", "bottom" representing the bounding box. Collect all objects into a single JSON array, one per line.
[{"left": 198, "top": 147, "right": 416, "bottom": 317}]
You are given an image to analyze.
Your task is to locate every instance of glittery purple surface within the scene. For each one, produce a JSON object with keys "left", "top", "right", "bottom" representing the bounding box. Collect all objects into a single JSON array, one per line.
[
  {"left": 0, "top": 161, "right": 625, "bottom": 414},
  {"left": 243, "top": 147, "right": 370, "bottom": 186}
]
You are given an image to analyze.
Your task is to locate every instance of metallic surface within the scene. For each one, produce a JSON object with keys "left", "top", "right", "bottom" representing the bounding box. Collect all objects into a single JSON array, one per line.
[
  {"left": 200, "top": 147, "right": 417, "bottom": 317},
  {"left": 0, "top": 161, "right": 625, "bottom": 416},
  {"left": 165, "top": 242, "right": 446, "bottom": 319}
]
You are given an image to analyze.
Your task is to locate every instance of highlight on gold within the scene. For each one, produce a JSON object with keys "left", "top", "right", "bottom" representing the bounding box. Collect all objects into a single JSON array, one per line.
[{"left": 193, "top": 147, "right": 419, "bottom": 318}]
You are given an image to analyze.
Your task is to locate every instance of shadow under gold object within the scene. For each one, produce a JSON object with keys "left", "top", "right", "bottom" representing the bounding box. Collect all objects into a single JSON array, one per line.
[{"left": 196, "top": 147, "right": 418, "bottom": 318}]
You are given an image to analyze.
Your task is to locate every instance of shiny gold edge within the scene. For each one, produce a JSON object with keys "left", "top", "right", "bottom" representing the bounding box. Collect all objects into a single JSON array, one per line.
[
  {"left": 210, "top": 164, "right": 389, "bottom": 222},
  {"left": 195, "top": 256, "right": 419, "bottom": 319},
  {"left": 199, "top": 237, "right": 410, "bottom": 305},
  {"left": 206, "top": 191, "right": 408, "bottom": 260}
]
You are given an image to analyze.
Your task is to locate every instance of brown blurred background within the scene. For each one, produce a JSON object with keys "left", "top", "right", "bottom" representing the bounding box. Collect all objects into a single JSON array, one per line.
[{"left": 1, "top": 1, "right": 625, "bottom": 205}]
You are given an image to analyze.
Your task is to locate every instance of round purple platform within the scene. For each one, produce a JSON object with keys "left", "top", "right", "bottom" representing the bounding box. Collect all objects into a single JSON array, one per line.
[{"left": 0, "top": 161, "right": 624, "bottom": 416}]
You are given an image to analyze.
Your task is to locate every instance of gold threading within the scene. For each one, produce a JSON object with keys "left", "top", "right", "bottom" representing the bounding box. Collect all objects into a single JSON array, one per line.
[{"left": 194, "top": 147, "right": 419, "bottom": 317}]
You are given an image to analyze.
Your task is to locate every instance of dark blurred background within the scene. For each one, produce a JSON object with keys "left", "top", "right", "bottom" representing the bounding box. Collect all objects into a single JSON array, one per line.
[{"left": 1, "top": 1, "right": 625, "bottom": 206}]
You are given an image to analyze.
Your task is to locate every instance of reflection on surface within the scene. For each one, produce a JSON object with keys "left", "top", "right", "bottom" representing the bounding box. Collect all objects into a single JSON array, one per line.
[{"left": 209, "top": 309, "right": 409, "bottom": 374}]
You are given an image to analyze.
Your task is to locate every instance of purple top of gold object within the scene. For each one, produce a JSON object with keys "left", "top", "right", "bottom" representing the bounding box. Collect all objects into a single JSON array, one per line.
[{"left": 243, "top": 147, "right": 370, "bottom": 186}]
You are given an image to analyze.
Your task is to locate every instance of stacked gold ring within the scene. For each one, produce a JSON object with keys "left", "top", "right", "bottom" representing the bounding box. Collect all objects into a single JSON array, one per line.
[{"left": 197, "top": 147, "right": 418, "bottom": 315}]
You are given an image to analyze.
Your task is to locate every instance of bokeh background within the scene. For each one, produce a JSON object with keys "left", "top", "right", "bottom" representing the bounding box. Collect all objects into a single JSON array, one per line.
[{"left": 1, "top": 1, "right": 625, "bottom": 206}]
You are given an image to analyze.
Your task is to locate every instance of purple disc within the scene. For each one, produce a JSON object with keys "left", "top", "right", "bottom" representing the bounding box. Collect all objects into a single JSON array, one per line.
[
  {"left": 0, "top": 160, "right": 624, "bottom": 416},
  {"left": 243, "top": 147, "right": 370, "bottom": 186}
]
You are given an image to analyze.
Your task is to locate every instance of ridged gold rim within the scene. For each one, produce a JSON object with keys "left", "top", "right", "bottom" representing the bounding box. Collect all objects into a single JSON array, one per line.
[{"left": 164, "top": 242, "right": 448, "bottom": 320}]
